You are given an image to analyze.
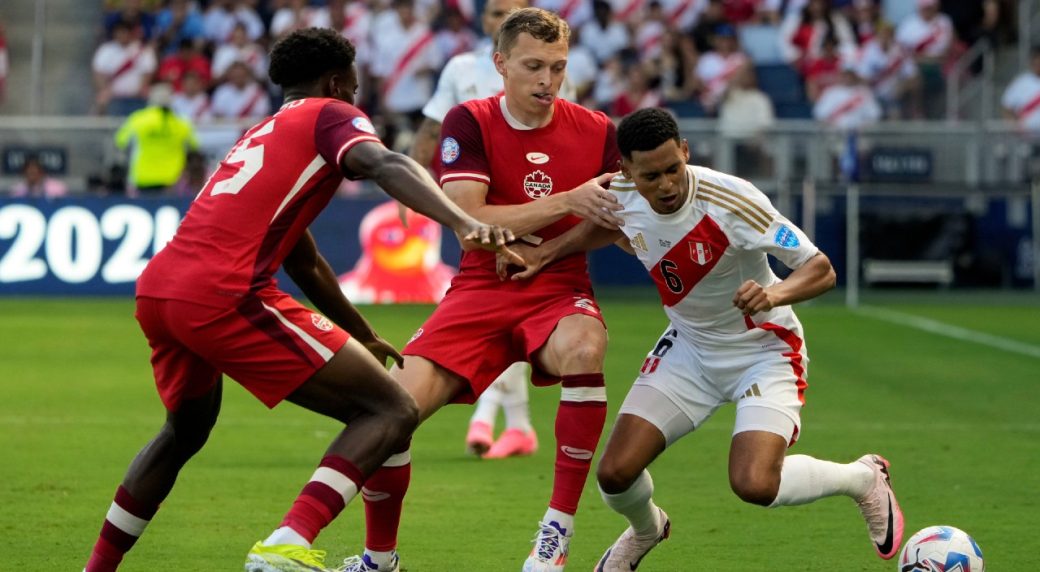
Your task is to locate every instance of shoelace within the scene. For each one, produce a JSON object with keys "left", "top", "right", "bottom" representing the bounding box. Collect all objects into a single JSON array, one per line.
[
  {"left": 340, "top": 555, "right": 369, "bottom": 572},
  {"left": 532, "top": 522, "right": 562, "bottom": 561}
]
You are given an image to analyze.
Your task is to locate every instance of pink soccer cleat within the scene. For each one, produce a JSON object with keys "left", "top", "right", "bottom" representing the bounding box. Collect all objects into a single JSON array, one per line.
[
  {"left": 465, "top": 421, "right": 494, "bottom": 457},
  {"left": 484, "top": 428, "right": 538, "bottom": 459},
  {"left": 855, "top": 454, "right": 904, "bottom": 560}
]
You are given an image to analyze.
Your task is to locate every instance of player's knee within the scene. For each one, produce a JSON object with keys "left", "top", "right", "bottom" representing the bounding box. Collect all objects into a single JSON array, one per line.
[
  {"left": 162, "top": 422, "right": 212, "bottom": 458},
  {"left": 729, "top": 469, "right": 780, "bottom": 506},
  {"left": 381, "top": 396, "right": 420, "bottom": 446},
  {"left": 597, "top": 457, "right": 640, "bottom": 495},
  {"left": 561, "top": 339, "right": 606, "bottom": 372}
]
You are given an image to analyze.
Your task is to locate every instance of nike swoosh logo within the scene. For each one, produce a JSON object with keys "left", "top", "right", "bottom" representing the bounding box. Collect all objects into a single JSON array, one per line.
[
  {"left": 526, "top": 152, "right": 549, "bottom": 164},
  {"left": 875, "top": 496, "right": 895, "bottom": 555},
  {"left": 560, "top": 446, "right": 594, "bottom": 460},
  {"left": 361, "top": 487, "right": 391, "bottom": 502}
]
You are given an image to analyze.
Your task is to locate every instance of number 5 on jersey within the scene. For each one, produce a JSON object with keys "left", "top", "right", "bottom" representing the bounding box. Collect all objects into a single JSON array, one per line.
[{"left": 207, "top": 119, "right": 276, "bottom": 197}]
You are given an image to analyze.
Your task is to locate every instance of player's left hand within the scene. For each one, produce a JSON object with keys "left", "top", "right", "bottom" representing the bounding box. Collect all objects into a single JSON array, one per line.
[
  {"left": 733, "top": 279, "right": 777, "bottom": 316},
  {"left": 496, "top": 242, "right": 545, "bottom": 280},
  {"left": 361, "top": 335, "right": 404, "bottom": 369}
]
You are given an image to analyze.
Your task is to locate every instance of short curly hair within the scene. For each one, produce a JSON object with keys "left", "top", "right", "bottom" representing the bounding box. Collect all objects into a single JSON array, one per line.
[
  {"left": 269, "top": 28, "right": 356, "bottom": 89},
  {"left": 617, "top": 108, "right": 681, "bottom": 160}
]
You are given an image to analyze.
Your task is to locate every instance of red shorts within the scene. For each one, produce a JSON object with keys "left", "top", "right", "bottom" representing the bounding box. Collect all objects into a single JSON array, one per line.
[
  {"left": 402, "top": 273, "right": 605, "bottom": 403},
  {"left": 136, "top": 288, "right": 349, "bottom": 411}
]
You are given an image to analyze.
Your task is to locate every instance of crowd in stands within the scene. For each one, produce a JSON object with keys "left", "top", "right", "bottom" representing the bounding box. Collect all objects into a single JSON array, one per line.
[{"left": 8, "top": 0, "right": 1032, "bottom": 196}]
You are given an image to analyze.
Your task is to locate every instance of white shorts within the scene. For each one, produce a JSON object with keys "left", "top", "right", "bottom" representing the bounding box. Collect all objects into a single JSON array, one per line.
[{"left": 617, "top": 325, "right": 808, "bottom": 447}]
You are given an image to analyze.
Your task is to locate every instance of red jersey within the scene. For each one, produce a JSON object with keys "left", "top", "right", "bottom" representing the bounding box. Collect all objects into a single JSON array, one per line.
[
  {"left": 439, "top": 96, "right": 619, "bottom": 277},
  {"left": 137, "top": 97, "right": 382, "bottom": 307}
]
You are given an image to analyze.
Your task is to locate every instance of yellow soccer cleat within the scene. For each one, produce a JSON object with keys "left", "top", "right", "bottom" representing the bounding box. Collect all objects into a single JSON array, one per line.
[{"left": 245, "top": 541, "right": 333, "bottom": 572}]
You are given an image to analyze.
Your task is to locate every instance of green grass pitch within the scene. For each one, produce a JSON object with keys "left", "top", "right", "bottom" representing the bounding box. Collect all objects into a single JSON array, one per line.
[{"left": 2, "top": 293, "right": 1038, "bottom": 570}]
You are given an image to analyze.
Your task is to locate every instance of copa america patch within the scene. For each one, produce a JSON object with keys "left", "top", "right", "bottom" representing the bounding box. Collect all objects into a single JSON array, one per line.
[
  {"left": 774, "top": 225, "right": 800, "bottom": 249},
  {"left": 351, "top": 116, "right": 376, "bottom": 134},
  {"left": 441, "top": 137, "right": 460, "bottom": 164}
]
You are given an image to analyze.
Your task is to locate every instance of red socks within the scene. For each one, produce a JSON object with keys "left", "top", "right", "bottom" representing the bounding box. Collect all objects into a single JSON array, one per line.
[
  {"left": 550, "top": 373, "right": 607, "bottom": 514},
  {"left": 280, "top": 455, "right": 365, "bottom": 542},
  {"left": 362, "top": 450, "right": 412, "bottom": 551},
  {"left": 85, "top": 486, "right": 158, "bottom": 572}
]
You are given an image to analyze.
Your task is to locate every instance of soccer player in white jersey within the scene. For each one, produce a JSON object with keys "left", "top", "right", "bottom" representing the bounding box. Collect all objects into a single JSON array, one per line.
[
  {"left": 409, "top": 0, "right": 539, "bottom": 460},
  {"left": 503, "top": 108, "right": 905, "bottom": 570}
]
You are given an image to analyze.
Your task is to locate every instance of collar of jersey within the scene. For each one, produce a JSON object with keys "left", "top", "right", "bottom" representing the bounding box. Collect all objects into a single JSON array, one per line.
[{"left": 499, "top": 95, "right": 553, "bottom": 131}]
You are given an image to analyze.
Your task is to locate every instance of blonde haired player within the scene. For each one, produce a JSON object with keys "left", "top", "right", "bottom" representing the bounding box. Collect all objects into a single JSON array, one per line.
[{"left": 505, "top": 107, "right": 904, "bottom": 570}]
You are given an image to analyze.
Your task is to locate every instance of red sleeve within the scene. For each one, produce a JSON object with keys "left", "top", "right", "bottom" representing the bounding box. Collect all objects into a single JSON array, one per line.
[
  {"left": 314, "top": 100, "right": 383, "bottom": 180},
  {"left": 438, "top": 105, "right": 490, "bottom": 186},
  {"left": 600, "top": 118, "right": 621, "bottom": 174}
]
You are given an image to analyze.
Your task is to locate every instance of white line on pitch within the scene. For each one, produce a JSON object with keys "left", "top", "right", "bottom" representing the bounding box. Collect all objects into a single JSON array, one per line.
[{"left": 856, "top": 305, "right": 1040, "bottom": 360}]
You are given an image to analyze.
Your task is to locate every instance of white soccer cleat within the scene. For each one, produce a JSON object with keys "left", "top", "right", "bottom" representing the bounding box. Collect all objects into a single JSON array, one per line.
[
  {"left": 338, "top": 552, "right": 400, "bottom": 572},
  {"left": 855, "top": 454, "right": 904, "bottom": 560},
  {"left": 594, "top": 508, "right": 671, "bottom": 571},
  {"left": 521, "top": 520, "right": 572, "bottom": 571}
]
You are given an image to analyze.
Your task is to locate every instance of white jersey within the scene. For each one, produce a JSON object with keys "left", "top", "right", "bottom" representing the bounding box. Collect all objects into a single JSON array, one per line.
[
  {"left": 608, "top": 165, "right": 818, "bottom": 345},
  {"left": 660, "top": 0, "right": 706, "bottom": 33},
  {"left": 370, "top": 17, "right": 442, "bottom": 113},
  {"left": 210, "top": 81, "right": 270, "bottom": 120},
  {"left": 1002, "top": 72, "right": 1040, "bottom": 132},
  {"left": 813, "top": 84, "right": 881, "bottom": 130},
  {"left": 171, "top": 92, "right": 211, "bottom": 123},
  {"left": 533, "top": 0, "right": 593, "bottom": 28},
  {"left": 895, "top": 12, "right": 953, "bottom": 59},
  {"left": 855, "top": 39, "right": 916, "bottom": 101},
  {"left": 92, "top": 40, "right": 157, "bottom": 98},
  {"left": 695, "top": 51, "right": 749, "bottom": 108}
]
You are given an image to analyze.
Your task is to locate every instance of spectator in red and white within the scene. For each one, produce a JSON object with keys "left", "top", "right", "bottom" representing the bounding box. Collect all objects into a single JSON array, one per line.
[
  {"left": 209, "top": 60, "right": 270, "bottom": 122},
  {"left": 611, "top": 61, "right": 663, "bottom": 117},
  {"left": 211, "top": 21, "right": 267, "bottom": 83},
  {"left": 369, "top": 0, "right": 443, "bottom": 124},
  {"left": 693, "top": 23, "right": 750, "bottom": 113},
  {"left": 581, "top": 1, "right": 632, "bottom": 63},
  {"left": 779, "top": 0, "right": 856, "bottom": 74},
  {"left": 103, "top": 0, "right": 156, "bottom": 42},
  {"left": 434, "top": 7, "right": 479, "bottom": 61},
  {"left": 202, "top": 0, "right": 265, "bottom": 46},
  {"left": 329, "top": 0, "right": 373, "bottom": 62},
  {"left": 158, "top": 39, "right": 212, "bottom": 93},
  {"left": 593, "top": 55, "right": 626, "bottom": 109},
  {"left": 170, "top": 69, "right": 212, "bottom": 123},
  {"left": 895, "top": 0, "right": 953, "bottom": 65},
  {"left": 154, "top": 0, "right": 206, "bottom": 56},
  {"left": 0, "top": 19, "right": 7, "bottom": 106},
  {"left": 804, "top": 34, "right": 844, "bottom": 102},
  {"left": 634, "top": 1, "right": 667, "bottom": 61},
  {"left": 659, "top": 0, "right": 707, "bottom": 34},
  {"left": 8, "top": 154, "right": 68, "bottom": 199},
  {"left": 565, "top": 29, "right": 600, "bottom": 103},
  {"left": 849, "top": 0, "right": 880, "bottom": 45},
  {"left": 813, "top": 63, "right": 881, "bottom": 130},
  {"left": 1001, "top": 48, "right": 1040, "bottom": 135},
  {"left": 533, "top": 0, "right": 593, "bottom": 29},
  {"left": 270, "top": 0, "right": 331, "bottom": 42},
  {"left": 610, "top": 0, "right": 649, "bottom": 24},
  {"left": 856, "top": 21, "right": 919, "bottom": 119},
  {"left": 92, "top": 20, "right": 157, "bottom": 116}
]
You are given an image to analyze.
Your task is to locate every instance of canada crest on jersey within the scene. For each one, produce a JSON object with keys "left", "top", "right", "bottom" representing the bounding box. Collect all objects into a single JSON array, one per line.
[
  {"left": 523, "top": 170, "right": 553, "bottom": 199},
  {"left": 690, "top": 241, "right": 712, "bottom": 265}
]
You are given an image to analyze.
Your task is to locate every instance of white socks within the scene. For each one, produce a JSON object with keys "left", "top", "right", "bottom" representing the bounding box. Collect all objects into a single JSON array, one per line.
[
  {"left": 470, "top": 385, "right": 502, "bottom": 427},
  {"left": 543, "top": 507, "right": 575, "bottom": 534},
  {"left": 263, "top": 526, "right": 310, "bottom": 548},
  {"left": 599, "top": 470, "right": 662, "bottom": 539},
  {"left": 470, "top": 362, "right": 532, "bottom": 431},
  {"left": 770, "top": 454, "right": 874, "bottom": 507}
]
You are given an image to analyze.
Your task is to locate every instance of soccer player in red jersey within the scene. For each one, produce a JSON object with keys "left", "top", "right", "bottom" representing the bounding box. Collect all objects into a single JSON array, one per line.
[
  {"left": 348, "top": 8, "right": 623, "bottom": 572},
  {"left": 82, "top": 28, "right": 517, "bottom": 572}
]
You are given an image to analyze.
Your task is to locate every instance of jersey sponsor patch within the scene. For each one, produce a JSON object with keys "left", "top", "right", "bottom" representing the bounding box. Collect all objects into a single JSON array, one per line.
[
  {"left": 311, "top": 313, "right": 334, "bottom": 332},
  {"left": 351, "top": 116, "right": 376, "bottom": 134},
  {"left": 523, "top": 170, "right": 553, "bottom": 199},
  {"left": 441, "top": 137, "right": 460, "bottom": 164},
  {"left": 525, "top": 151, "right": 549, "bottom": 164},
  {"left": 774, "top": 225, "right": 800, "bottom": 249}
]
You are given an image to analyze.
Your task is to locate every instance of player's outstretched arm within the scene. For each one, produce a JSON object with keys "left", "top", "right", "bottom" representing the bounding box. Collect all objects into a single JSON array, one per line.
[
  {"left": 343, "top": 141, "right": 521, "bottom": 263},
  {"left": 283, "top": 230, "right": 403, "bottom": 368},
  {"left": 446, "top": 171, "right": 624, "bottom": 239},
  {"left": 500, "top": 219, "right": 624, "bottom": 281},
  {"left": 732, "top": 252, "right": 837, "bottom": 315}
]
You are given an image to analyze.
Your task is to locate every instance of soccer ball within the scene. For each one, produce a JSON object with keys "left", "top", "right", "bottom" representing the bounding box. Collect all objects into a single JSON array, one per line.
[{"left": 898, "top": 525, "right": 984, "bottom": 571}]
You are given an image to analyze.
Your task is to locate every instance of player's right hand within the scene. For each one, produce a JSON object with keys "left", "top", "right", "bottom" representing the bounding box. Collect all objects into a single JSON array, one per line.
[
  {"left": 564, "top": 172, "right": 624, "bottom": 230},
  {"left": 460, "top": 224, "right": 525, "bottom": 267}
]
